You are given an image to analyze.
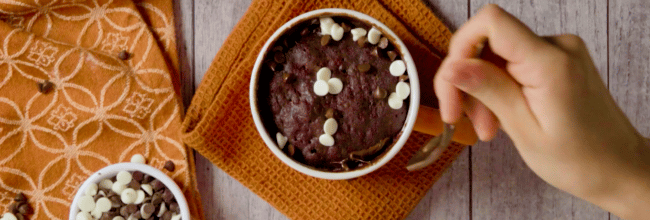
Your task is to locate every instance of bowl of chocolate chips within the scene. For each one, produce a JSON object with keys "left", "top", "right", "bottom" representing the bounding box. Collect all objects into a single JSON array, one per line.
[
  {"left": 250, "top": 9, "right": 420, "bottom": 180},
  {"left": 68, "top": 162, "right": 189, "bottom": 220}
]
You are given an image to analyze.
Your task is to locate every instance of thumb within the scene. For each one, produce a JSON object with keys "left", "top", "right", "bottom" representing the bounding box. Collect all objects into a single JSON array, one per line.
[{"left": 439, "top": 58, "right": 541, "bottom": 142}]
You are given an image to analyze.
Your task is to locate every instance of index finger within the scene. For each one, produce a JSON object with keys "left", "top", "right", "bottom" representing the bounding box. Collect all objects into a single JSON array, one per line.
[{"left": 448, "top": 4, "right": 550, "bottom": 64}]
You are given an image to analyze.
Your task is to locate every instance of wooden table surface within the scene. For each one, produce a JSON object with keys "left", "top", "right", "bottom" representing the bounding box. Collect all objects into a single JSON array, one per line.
[{"left": 174, "top": 0, "right": 650, "bottom": 219}]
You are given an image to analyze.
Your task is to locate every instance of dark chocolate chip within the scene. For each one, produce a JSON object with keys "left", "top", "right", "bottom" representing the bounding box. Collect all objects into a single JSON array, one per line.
[
  {"left": 399, "top": 75, "right": 409, "bottom": 82},
  {"left": 152, "top": 193, "right": 163, "bottom": 205},
  {"left": 272, "top": 45, "right": 283, "bottom": 52},
  {"left": 118, "top": 50, "right": 130, "bottom": 60},
  {"left": 18, "top": 203, "right": 32, "bottom": 215},
  {"left": 338, "top": 65, "right": 346, "bottom": 72},
  {"left": 142, "top": 174, "right": 154, "bottom": 184},
  {"left": 273, "top": 52, "right": 286, "bottom": 63},
  {"left": 325, "top": 108, "right": 335, "bottom": 119},
  {"left": 378, "top": 37, "right": 389, "bottom": 49},
  {"left": 373, "top": 87, "right": 387, "bottom": 99},
  {"left": 147, "top": 217, "right": 156, "bottom": 220},
  {"left": 169, "top": 202, "right": 180, "bottom": 213},
  {"left": 357, "top": 63, "right": 371, "bottom": 73},
  {"left": 142, "top": 203, "right": 155, "bottom": 216},
  {"left": 287, "top": 144, "right": 295, "bottom": 157},
  {"left": 110, "top": 195, "right": 122, "bottom": 208},
  {"left": 132, "top": 171, "right": 144, "bottom": 182},
  {"left": 270, "top": 63, "right": 283, "bottom": 72},
  {"left": 162, "top": 188, "right": 174, "bottom": 204},
  {"left": 14, "top": 193, "right": 26, "bottom": 202},
  {"left": 340, "top": 23, "right": 351, "bottom": 32},
  {"left": 387, "top": 51, "right": 398, "bottom": 61},
  {"left": 151, "top": 179, "right": 165, "bottom": 191},
  {"left": 162, "top": 211, "right": 173, "bottom": 220},
  {"left": 100, "top": 212, "right": 117, "bottom": 220},
  {"left": 164, "top": 160, "right": 175, "bottom": 172},
  {"left": 358, "top": 37, "right": 368, "bottom": 47},
  {"left": 9, "top": 202, "right": 19, "bottom": 214},
  {"left": 38, "top": 80, "right": 54, "bottom": 94},
  {"left": 282, "top": 72, "right": 295, "bottom": 84},
  {"left": 120, "top": 206, "right": 129, "bottom": 216},
  {"left": 320, "top": 35, "right": 331, "bottom": 46},
  {"left": 128, "top": 179, "right": 141, "bottom": 190},
  {"left": 300, "top": 28, "right": 310, "bottom": 36},
  {"left": 130, "top": 211, "right": 142, "bottom": 219},
  {"left": 371, "top": 47, "right": 380, "bottom": 57},
  {"left": 126, "top": 204, "right": 138, "bottom": 214},
  {"left": 14, "top": 213, "right": 25, "bottom": 220}
]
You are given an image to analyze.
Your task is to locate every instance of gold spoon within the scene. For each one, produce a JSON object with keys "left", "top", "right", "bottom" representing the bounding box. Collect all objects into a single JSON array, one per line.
[{"left": 406, "top": 123, "right": 455, "bottom": 171}]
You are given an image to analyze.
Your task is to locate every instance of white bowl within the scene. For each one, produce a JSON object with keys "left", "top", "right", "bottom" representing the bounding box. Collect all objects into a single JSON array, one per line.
[
  {"left": 249, "top": 8, "right": 420, "bottom": 180},
  {"left": 68, "top": 163, "right": 190, "bottom": 220}
]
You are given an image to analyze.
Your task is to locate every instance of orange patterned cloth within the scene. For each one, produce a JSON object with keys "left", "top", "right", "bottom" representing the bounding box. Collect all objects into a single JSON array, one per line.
[
  {"left": 182, "top": 0, "right": 466, "bottom": 219},
  {"left": 0, "top": 0, "right": 203, "bottom": 219}
]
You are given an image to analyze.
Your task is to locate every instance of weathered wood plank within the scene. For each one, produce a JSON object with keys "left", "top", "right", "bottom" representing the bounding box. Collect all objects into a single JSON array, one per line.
[
  {"left": 608, "top": 1, "right": 650, "bottom": 219},
  {"left": 406, "top": 0, "right": 471, "bottom": 219},
  {"left": 191, "top": 0, "right": 287, "bottom": 219},
  {"left": 174, "top": 0, "right": 195, "bottom": 109},
  {"left": 469, "top": 0, "right": 609, "bottom": 219}
]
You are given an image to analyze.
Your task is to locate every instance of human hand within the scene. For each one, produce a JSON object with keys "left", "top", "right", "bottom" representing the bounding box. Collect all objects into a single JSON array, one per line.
[{"left": 434, "top": 4, "right": 650, "bottom": 219}]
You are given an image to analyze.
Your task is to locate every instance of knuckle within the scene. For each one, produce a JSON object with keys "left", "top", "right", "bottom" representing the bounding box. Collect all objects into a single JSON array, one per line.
[
  {"left": 561, "top": 34, "right": 587, "bottom": 50},
  {"left": 480, "top": 4, "right": 506, "bottom": 22}
]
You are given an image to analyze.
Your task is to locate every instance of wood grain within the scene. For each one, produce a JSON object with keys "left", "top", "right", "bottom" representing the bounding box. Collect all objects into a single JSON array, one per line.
[
  {"left": 608, "top": 0, "right": 650, "bottom": 219},
  {"left": 405, "top": 0, "right": 470, "bottom": 219},
  {"left": 469, "top": 0, "right": 609, "bottom": 219}
]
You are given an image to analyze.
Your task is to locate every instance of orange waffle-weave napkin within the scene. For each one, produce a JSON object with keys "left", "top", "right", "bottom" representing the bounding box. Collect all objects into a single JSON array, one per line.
[
  {"left": 182, "top": 0, "right": 466, "bottom": 219},
  {"left": 0, "top": 0, "right": 203, "bottom": 219}
]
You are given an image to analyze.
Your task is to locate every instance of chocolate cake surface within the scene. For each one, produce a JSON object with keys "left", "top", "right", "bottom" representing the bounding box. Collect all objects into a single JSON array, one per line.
[{"left": 257, "top": 16, "right": 411, "bottom": 171}]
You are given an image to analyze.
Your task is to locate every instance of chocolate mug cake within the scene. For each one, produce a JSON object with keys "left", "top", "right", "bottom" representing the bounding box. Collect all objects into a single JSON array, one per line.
[{"left": 256, "top": 15, "right": 411, "bottom": 171}]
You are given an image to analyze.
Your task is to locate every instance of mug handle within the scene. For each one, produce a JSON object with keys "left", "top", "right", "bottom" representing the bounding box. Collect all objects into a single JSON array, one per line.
[{"left": 413, "top": 105, "right": 478, "bottom": 146}]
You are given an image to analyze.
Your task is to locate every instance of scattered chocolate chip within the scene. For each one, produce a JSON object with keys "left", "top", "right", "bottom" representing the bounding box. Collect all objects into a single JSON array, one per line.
[
  {"left": 9, "top": 202, "right": 20, "bottom": 214},
  {"left": 340, "top": 23, "right": 351, "bottom": 32},
  {"left": 128, "top": 179, "right": 140, "bottom": 190},
  {"left": 399, "top": 75, "right": 409, "bottom": 81},
  {"left": 325, "top": 108, "right": 335, "bottom": 119},
  {"left": 320, "top": 35, "right": 331, "bottom": 46},
  {"left": 387, "top": 51, "right": 398, "bottom": 61},
  {"left": 282, "top": 72, "right": 295, "bottom": 84},
  {"left": 14, "top": 213, "right": 25, "bottom": 220},
  {"left": 164, "top": 160, "right": 175, "bottom": 172},
  {"left": 132, "top": 171, "right": 144, "bottom": 182},
  {"left": 18, "top": 203, "right": 32, "bottom": 215},
  {"left": 378, "top": 37, "right": 389, "bottom": 49},
  {"left": 14, "top": 193, "right": 26, "bottom": 202},
  {"left": 357, "top": 37, "right": 367, "bottom": 47},
  {"left": 357, "top": 63, "right": 371, "bottom": 73},
  {"left": 38, "top": 80, "right": 54, "bottom": 94},
  {"left": 373, "top": 87, "right": 387, "bottom": 99},
  {"left": 118, "top": 50, "right": 130, "bottom": 60},
  {"left": 273, "top": 52, "right": 286, "bottom": 63},
  {"left": 162, "top": 188, "right": 174, "bottom": 203}
]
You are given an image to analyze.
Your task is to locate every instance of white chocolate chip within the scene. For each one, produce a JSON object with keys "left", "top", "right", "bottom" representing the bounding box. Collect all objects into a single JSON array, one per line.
[
  {"left": 95, "top": 197, "right": 112, "bottom": 212},
  {"left": 319, "top": 17, "right": 334, "bottom": 35},
  {"left": 116, "top": 171, "right": 132, "bottom": 184},
  {"left": 1, "top": 213, "right": 17, "bottom": 220},
  {"left": 157, "top": 202, "right": 167, "bottom": 217},
  {"left": 78, "top": 195, "right": 96, "bottom": 212},
  {"left": 85, "top": 183, "right": 98, "bottom": 196},
  {"left": 130, "top": 154, "right": 145, "bottom": 164},
  {"left": 319, "top": 134, "right": 335, "bottom": 146},
  {"left": 313, "top": 80, "right": 330, "bottom": 96},
  {"left": 75, "top": 212, "right": 91, "bottom": 220},
  {"left": 323, "top": 118, "right": 338, "bottom": 135},
  {"left": 389, "top": 60, "right": 406, "bottom": 76},
  {"left": 316, "top": 67, "right": 331, "bottom": 81},
  {"left": 111, "top": 182, "right": 126, "bottom": 194},
  {"left": 330, "top": 23, "right": 344, "bottom": 41},
  {"left": 141, "top": 184, "right": 153, "bottom": 195},
  {"left": 127, "top": 215, "right": 138, "bottom": 220},
  {"left": 395, "top": 82, "right": 410, "bottom": 99},
  {"left": 276, "top": 132, "right": 287, "bottom": 149},
  {"left": 98, "top": 190, "right": 106, "bottom": 197},
  {"left": 120, "top": 188, "right": 137, "bottom": 204},
  {"left": 388, "top": 92, "right": 404, "bottom": 109},
  {"left": 91, "top": 209, "right": 102, "bottom": 219},
  {"left": 367, "top": 27, "right": 382, "bottom": 44},
  {"left": 171, "top": 214, "right": 182, "bottom": 220},
  {"left": 327, "top": 78, "right": 343, "bottom": 94},
  {"left": 112, "top": 217, "right": 125, "bottom": 220},
  {"left": 134, "top": 190, "right": 146, "bottom": 204},
  {"left": 99, "top": 179, "right": 113, "bottom": 190},
  {"left": 351, "top": 28, "right": 367, "bottom": 41}
]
